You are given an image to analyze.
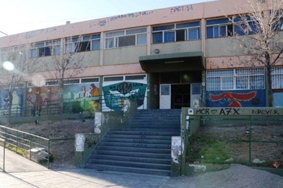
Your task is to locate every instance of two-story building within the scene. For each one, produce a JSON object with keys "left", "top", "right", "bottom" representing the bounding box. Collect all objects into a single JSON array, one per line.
[{"left": 0, "top": 0, "right": 283, "bottom": 116}]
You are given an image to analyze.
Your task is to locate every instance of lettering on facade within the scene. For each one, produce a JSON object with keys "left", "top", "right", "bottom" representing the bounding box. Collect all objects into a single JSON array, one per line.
[
  {"left": 89, "top": 11, "right": 154, "bottom": 28},
  {"left": 194, "top": 108, "right": 240, "bottom": 116},
  {"left": 170, "top": 5, "right": 193, "bottom": 13},
  {"left": 25, "top": 27, "right": 57, "bottom": 39},
  {"left": 190, "top": 108, "right": 281, "bottom": 116},
  {"left": 252, "top": 110, "right": 279, "bottom": 115}
]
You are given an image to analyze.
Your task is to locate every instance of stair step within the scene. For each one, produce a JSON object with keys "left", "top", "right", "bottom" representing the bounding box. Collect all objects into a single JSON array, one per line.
[
  {"left": 89, "top": 154, "right": 171, "bottom": 164},
  {"left": 109, "top": 130, "right": 179, "bottom": 136},
  {"left": 95, "top": 150, "right": 171, "bottom": 159},
  {"left": 88, "top": 159, "right": 171, "bottom": 170},
  {"left": 99, "top": 142, "right": 171, "bottom": 149},
  {"left": 106, "top": 134, "right": 172, "bottom": 140},
  {"left": 96, "top": 145, "right": 170, "bottom": 153},
  {"left": 85, "top": 164, "right": 171, "bottom": 176},
  {"left": 103, "top": 138, "right": 171, "bottom": 144}
]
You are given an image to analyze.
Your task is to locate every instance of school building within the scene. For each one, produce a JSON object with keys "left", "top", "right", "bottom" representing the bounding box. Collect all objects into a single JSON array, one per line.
[{"left": 0, "top": 0, "right": 282, "bottom": 116}]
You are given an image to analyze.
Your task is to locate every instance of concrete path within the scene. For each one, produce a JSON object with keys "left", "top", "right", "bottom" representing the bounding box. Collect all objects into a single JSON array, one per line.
[{"left": 1, "top": 146, "right": 283, "bottom": 188}]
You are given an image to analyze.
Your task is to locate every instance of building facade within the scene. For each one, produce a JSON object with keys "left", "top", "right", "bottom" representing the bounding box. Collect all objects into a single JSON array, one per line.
[{"left": 0, "top": 0, "right": 283, "bottom": 116}]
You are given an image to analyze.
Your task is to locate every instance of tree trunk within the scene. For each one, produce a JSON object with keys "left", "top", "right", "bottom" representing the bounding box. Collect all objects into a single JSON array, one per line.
[{"left": 8, "top": 92, "right": 13, "bottom": 126}]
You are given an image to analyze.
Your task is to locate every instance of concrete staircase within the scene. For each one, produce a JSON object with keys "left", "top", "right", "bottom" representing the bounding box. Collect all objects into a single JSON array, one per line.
[{"left": 85, "top": 109, "right": 181, "bottom": 176}]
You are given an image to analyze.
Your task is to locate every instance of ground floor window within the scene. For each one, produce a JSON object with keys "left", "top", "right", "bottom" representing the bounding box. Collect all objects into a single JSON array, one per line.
[
  {"left": 271, "top": 67, "right": 283, "bottom": 89},
  {"left": 206, "top": 68, "right": 265, "bottom": 91}
]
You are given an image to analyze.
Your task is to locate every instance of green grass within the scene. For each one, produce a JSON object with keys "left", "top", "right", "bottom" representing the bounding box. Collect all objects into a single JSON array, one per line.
[{"left": 197, "top": 141, "right": 232, "bottom": 161}]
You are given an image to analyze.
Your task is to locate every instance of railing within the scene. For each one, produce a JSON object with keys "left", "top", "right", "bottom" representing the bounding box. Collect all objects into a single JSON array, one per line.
[
  {"left": 0, "top": 138, "right": 6, "bottom": 171},
  {"left": 0, "top": 125, "right": 51, "bottom": 168}
]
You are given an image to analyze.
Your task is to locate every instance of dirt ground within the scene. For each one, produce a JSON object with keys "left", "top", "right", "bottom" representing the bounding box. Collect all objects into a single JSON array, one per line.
[
  {"left": 191, "top": 122, "right": 283, "bottom": 168},
  {"left": 9, "top": 118, "right": 283, "bottom": 171},
  {"left": 10, "top": 118, "right": 94, "bottom": 169}
]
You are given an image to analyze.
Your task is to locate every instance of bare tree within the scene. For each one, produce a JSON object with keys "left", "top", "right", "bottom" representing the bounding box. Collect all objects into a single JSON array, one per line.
[
  {"left": 0, "top": 45, "right": 38, "bottom": 126},
  {"left": 42, "top": 37, "right": 86, "bottom": 123},
  {"left": 230, "top": 0, "right": 283, "bottom": 107}
]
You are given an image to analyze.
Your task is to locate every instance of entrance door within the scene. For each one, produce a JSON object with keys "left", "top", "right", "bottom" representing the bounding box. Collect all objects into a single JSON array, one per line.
[
  {"left": 160, "top": 84, "right": 171, "bottom": 109},
  {"left": 190, "top": 83, "right": 202, "bottom": 107}
]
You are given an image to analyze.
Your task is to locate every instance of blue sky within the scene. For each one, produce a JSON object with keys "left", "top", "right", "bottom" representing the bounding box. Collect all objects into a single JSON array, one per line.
[{"left": 0, "top": 0, "right": 215, "bottom": 36}]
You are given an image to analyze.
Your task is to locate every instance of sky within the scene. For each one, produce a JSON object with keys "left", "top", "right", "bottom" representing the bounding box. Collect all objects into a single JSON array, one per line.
[{"left": 0, "top": 0, "right": 215, "bottom": 36}]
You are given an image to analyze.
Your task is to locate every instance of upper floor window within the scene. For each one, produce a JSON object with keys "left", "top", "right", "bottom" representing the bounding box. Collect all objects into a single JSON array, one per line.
[
  {"left": 206, "top": 17, "right": 260, "bottom": 38},
  {"left": 65, "top": 34, "right": 100, "bottom": 53},
  {"left": 233, "top": 16, "right": 258, "bottom": 36},
  {"left": 1, "top": 45, "right": 27, "bottom": 61},
  {"left": 105, "top": 27, "right": 147, "bottom": 49},
  {"left": 206, "top": 18, "right": 233, "bottom": 38},
  {"left": 206, "top": 68, "right": 265, "bottom": 91},
  {"left": 31, "top": 40, "right": 60, "bottom": 58},
  {"left": 152, "top": 21, "right": 200, "bottom": 44}
]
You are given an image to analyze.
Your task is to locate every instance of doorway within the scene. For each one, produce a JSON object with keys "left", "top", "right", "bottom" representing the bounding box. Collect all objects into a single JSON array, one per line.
[{"left": 171, "top": 84, "right": 190, "bottom": 109}]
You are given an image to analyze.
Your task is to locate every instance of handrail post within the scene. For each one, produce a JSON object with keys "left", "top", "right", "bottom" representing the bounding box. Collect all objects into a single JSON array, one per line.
[
  {"left": 47, "top": 139, "right": 50, "bottom": 169},
  {"left": 248, "top": 116, "right": 252, "bottom": 166},
  {"left": 3, "top": 139, "right": 6, "bottom": 172},
  {"left": 29, "top": 135, "right": 32, "bottom": 160}
]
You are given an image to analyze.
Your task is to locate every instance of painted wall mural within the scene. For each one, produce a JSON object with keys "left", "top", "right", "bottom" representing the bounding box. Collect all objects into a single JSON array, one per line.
[
  {"left": 206, "top": 90, "right": 266, "bottom": 107},
  {"left": 103, "top": 82, "right": 147, "bottom": 111},
  {"left": 63, "top": 83, "right": 100, "bottom": 113},
  {"left": 0, "top": 89, "right": 24, "bottom": 116},
  {"left": 26, "top": 82, "right": 100, "bottom": 115},
  {"left": 26, "top": 86, "right": 59, "bottom": 116}
]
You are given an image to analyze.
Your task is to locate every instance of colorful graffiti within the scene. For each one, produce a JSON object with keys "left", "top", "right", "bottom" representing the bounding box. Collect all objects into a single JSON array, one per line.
[
  {"left": 64, "top": 83, "right": 100, "bottom": 113},
  {"left": 26, "top": 86, "right": 59, "bottom": 116},
  {"left": 0, "top": 89, "right": 24, "bottom": 116},
  {"left": 103, "top": 82, "right": 147, "bottom": 111},
  {"left": 25, "top": 82, "right": 100, "bottom": 115},
  {"left": 206, "top": 90, "right": 265, "bottom": 107}
]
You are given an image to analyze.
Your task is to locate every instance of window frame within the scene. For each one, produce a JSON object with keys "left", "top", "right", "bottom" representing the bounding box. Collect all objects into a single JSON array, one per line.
[
  {"left": 152, "top": 21, "right": 201, "bottom": 44},
  {"left": 206, "top": 68, "right": 265, "bottom": 91},
  {"left": 64, "top": 34, "right": 100, "bottom": 54},
  {"left": 30, "top": 39, "right": 61, "bottom": 58},
  {"left": 206, "top": 18, "right": 233, "bottom": 38},
  {"left": 104, "top": 27, "right": 147, "bottom": 49}
]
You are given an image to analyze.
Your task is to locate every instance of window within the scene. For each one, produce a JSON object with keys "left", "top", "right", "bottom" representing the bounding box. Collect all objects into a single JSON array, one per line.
[
  {"left": 64, "top": 34, "right": 100, "bottom": 53},
  {"left": 125, "top": 75, "right": 146, "bottom": 80},
  {"left": 206, "top": 18, "right": 233, "bottom": 38},
  {"left": 0, "top": 46, "right": 26, "bottom": 61},
  {"left": 233, "top": 16, "right": 258, "bottom": 36},
  {"left": 105, "top": 27, "right": 147, "bottom": 49},
  {"left": 272, "top": 67, "right": 283, "bottom": 89},
  {"left": 81, "top": 78, "right": 99, "bottom": 83},
  {"left": 31, "top": 39, "right": 60, "bottom": 58},
  {"left": 64, "top": 79, "right": 80, "bottom": 85},
  {"left": 206, "top": 68, "right": 265, "bottom": 91},
  {"left": 104, "top": 76, "right": 124, "bottom": 82},
  {"left": 152, "top": 22, "right": 200, "bottom": 44}
]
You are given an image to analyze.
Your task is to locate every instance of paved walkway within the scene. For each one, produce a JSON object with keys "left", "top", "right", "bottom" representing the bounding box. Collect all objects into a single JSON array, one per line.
[
  {"left": 1, "top": 146, "right": 283, "bottom": 188},
  {"left": 0, "top": 146, "right": 169, "bottom": 188}
]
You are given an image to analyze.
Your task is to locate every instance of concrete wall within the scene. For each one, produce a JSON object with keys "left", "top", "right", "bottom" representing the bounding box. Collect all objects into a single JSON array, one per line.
[
  {"left": 151, "top": 40, "right": 202, "bottom": 55},
  {"left": 104, "top": 45, "right": 147, "bottom": 65}
]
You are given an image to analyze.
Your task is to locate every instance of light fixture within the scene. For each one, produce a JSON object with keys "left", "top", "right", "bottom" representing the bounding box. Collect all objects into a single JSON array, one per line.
[
  {"left": 164, "top": 60, "right": 184, "bottom": 64},
  {"left": 154, "top": 49, "right": 160, "bottom": 54}
]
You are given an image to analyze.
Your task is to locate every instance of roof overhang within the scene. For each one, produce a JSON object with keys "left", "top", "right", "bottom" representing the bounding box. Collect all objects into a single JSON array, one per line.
[{"left": 139, "top": 51, "right": 204, "bottom": 73}]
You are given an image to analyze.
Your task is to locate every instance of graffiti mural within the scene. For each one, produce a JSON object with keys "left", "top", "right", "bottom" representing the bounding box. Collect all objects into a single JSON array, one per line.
[
  {"left": 26, "top": 86, "right": 59, "bottom": 116},
  {"left": 206, "top": 90, "right": 266, "bottom": 107},
  {"left": 0, "top": 89, "right": 24, "bottom": 116},
  {"left": 63, "top": 83, "right": 100, "bottom": 113},
  {"left": 26, "top": 83, "right": 100, "bottom": 114},
  {"left": 103, "top": 82, "right": 147, "bottom": 111}
]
